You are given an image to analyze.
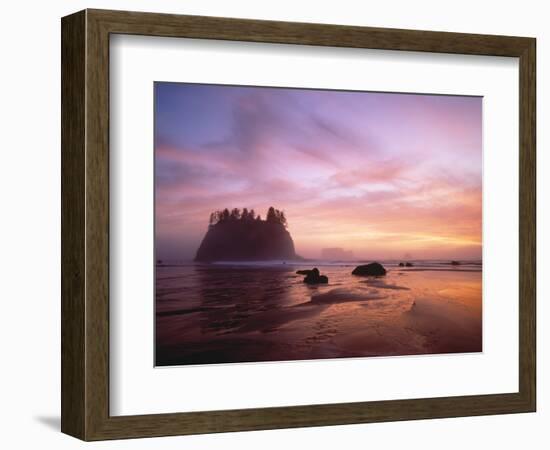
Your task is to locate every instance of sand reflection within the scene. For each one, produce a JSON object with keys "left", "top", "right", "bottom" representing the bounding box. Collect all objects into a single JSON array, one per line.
[{"left": 156, "top": 263, "right": 482, "bottom": 366}]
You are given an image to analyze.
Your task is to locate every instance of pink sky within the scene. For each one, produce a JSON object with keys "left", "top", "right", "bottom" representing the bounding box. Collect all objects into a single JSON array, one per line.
[{"left": 155, "top": 83, "right": 482, "bottom": 261}]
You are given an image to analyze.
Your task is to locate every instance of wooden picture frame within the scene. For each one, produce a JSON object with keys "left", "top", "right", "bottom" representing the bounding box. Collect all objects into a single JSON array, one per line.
[{"left": 61, "top": 9, "right": 536, "bottom": 441}]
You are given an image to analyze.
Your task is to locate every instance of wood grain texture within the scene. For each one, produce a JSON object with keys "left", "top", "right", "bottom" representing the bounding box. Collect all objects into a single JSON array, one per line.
[
  {"left": 85, "top": 9, "right": 111, "bottom": 440},
  {"left": 89, "top": 8, "right": 532, "bottom": 56},
  {"left": 61, "top": 8, "right": 537, "bottom": 441},
  {"left": 518, "top": 39, "right": 536, "bottom": 410},
  {"left": 61, "top": 10, "right": 86, "bottom": 439}
]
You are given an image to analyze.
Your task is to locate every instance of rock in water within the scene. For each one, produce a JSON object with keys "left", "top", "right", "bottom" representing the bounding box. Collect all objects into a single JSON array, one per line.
[
  {"left": 352, "top": 262, "right": 387, "bottom": 276},
  {"left": 451, "top": 260, "right": 460, "bottom": 265},
  {"left": 296, "top": 269, "right": 314, "bottom": 275},
  {"left": 303, "top": 268, "right": 329, "bottom": 284},
  {"left": 194, "top": 220, "right": 298, "bottom": 262},
  {"left": 405, "top": 262, "right": 413, "bottom": 267},
  {"left": 398, "top": 262, "right": 405, "bottom": 267},
  {"left": 305, "top": 274, "right": 329, "bottom": 284}
]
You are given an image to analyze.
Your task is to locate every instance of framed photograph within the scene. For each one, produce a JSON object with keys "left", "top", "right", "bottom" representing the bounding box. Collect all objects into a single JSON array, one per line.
[{"left": 61, "top": 9, "right": 536, "bottom": 440}]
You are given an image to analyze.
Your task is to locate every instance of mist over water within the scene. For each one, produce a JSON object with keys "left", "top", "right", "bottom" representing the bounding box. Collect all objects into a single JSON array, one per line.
[{"left": 155, "top": 261, "right": 482, "bottom": 366}]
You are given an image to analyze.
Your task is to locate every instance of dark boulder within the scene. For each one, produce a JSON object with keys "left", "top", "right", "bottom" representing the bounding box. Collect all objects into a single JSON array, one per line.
[
  {"left": 296, "top": 269, "right": 314, "bottom": 275},
  {"left": 451, "top": 260, "right": 460, "bottom": 266},
  {"left": 303, "top": 268, "right": 329, "bottom": 284},
  {"left": 405, "top": 262, "right": 413, "bottom": 267},
  {"left": 398, "top": 262, "right": 405, "bottom": 267},
  {"left": 352, "top": 262, "right": 386, "bottom": 276},
  {"left": 305, "top": 274, "right": 328, "bottom": 284}
]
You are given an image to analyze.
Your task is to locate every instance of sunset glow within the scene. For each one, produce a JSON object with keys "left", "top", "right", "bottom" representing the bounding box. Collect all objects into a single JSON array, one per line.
[{"left": 155, "top": 83, "right": 482, "bottom": 261}]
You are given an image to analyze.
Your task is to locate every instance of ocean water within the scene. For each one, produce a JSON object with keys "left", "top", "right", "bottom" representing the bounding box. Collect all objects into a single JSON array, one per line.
[{"left": 155, "top": 261, "right": 482, "bottom": 366}]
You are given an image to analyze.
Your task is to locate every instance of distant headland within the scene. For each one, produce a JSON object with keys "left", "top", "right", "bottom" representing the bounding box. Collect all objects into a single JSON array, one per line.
[{"left": 194, "top": 207, "right": 301, "bottom": 262}]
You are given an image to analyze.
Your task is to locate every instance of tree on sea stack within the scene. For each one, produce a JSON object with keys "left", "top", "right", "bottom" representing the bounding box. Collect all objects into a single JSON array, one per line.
[
  {"left": 222, "top": 208, "right": 230, "bottom": 221},
  {"left": 279, "top": 210, "right": 288, "bottom": 227},
  {"left": 230, "top": 208, "right": 241, "bottom": 220},
  {"left": 265, "top": 206, "right": 288, "bottom": 227},
  {"left": 266, "top": 206, "right": 277, "bottom": 223}
]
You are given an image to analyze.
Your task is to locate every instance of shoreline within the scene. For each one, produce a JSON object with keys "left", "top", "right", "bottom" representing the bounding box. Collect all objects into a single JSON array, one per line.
[{"left": 156, "top": 260, "right": 482, "bottom": 272}]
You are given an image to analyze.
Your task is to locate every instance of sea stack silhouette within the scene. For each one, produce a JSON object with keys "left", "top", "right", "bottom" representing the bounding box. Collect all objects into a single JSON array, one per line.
[{"left": 194, "top": 207, "right": 300, "bottom": 262}]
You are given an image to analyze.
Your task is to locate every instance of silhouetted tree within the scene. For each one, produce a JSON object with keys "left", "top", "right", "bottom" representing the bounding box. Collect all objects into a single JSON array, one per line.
[
  {"left": 279, "top": 210, "right": 288, "bottom": 227},
  {"left": 230, "top": 208, "right": 241, "bottom": 220},
  {"left": 266, "top": 206, "right": 277, "bottom": 223},
  {"left": 222, "top": 208, "right": 230, "bottom": 221},
  {"left": 208, "top": 207, "right": 288, "bottom": 226}
]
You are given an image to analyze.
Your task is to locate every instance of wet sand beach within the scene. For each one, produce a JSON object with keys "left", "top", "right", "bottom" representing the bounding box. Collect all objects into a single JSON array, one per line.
[{"left": 155, "top": 261, "right": 482, "bottom": 366}]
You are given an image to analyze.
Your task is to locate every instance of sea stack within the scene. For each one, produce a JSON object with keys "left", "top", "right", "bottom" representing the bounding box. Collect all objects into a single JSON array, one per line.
[{"left": 194, "top": 207, "right": 299, "bottom": 262}]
